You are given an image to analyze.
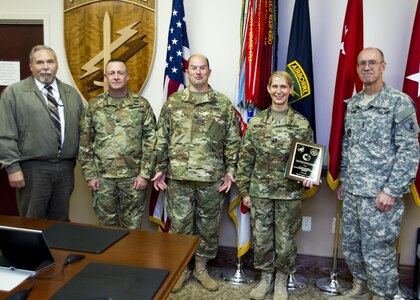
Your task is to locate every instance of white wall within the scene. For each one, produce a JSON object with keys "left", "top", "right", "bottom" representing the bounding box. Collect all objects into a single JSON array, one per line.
[{"left": 1, "top": 0, "right": 419, "bottom": 266}]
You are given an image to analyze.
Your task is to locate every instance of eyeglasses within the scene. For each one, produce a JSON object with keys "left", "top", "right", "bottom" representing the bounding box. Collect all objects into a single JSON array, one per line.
[{"left": 357, "top": 60, "right": 384, "bottom": 68}]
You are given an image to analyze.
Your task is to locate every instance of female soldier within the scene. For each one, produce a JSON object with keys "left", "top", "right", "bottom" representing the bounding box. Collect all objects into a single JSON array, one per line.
[{"left": 236, "top": 71, "right": 314, "bottom": 300}]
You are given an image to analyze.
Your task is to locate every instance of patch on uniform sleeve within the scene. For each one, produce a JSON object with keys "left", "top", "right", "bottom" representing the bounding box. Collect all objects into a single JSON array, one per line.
[
  {"left": 395, "top": 106, "right": 419, "bottom": 136},
  {"left": 401, "top": 114, "right": 419, "bottom": 136}
]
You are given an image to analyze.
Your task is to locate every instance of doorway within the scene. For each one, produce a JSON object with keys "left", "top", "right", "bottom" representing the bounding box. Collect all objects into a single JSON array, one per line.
[{"left": 0, "top": 21, "right": 43, "bottom": 215}]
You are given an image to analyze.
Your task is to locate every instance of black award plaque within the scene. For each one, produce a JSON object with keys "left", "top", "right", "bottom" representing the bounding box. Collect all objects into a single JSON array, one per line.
[{"left": 285, "top": 139, "right": 325, "bottom": 185}]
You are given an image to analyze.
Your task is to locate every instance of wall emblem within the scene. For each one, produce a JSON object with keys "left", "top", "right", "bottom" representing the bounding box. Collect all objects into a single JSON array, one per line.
[{"left": 64, "top": 0, "right": 155, "bottom": 100}]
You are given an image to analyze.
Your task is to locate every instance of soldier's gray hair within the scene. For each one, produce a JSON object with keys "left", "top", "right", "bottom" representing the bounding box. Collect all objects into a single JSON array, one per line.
[
  {"left": 29, "top": 45, "right": 57, "bottom": 63},
  {"left": 359, "top": 47, "right": 385, "bottom": 63}
]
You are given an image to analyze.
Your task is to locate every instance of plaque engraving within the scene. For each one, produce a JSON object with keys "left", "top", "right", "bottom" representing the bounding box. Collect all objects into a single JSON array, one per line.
[{"left": 285, "top": 139, "right": 325, "bottom": 185}]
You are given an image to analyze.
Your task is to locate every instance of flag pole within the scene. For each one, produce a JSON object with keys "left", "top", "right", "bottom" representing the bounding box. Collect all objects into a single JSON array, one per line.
[
  {"left": 287, "top": 273, "right": 309, "bottom": 291},
  {"left": 394, "top": 234, "right": 416, "bottom": 299},
  {"left": 315, "top": 199, "right": 351, "bottom": 294},
  {"left": 222, "top": 256, "right": 254, "bottom": 284},
  {"left": 222, "top": 183, "right": 254, "bottom": 284}
]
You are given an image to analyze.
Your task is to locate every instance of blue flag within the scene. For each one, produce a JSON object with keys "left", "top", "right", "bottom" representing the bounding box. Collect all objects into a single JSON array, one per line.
[{"left": 286, "top": 0, "right": 316, "bottom": 140}]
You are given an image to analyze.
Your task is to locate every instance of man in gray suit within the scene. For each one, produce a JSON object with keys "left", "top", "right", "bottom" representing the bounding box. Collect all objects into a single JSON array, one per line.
[{"left": 0, "top": 45, "right": 84, "bottom": 221}]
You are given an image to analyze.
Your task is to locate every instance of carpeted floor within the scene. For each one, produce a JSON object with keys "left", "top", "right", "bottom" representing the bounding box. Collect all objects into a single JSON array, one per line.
[
  {"left": 167, "top": 266, "right": 346, "bottom": 300},
  {"left": 167, "top": 249, "right": 416, "bottom": 300}
]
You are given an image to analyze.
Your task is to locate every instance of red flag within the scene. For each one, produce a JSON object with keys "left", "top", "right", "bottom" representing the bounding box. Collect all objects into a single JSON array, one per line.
[
  {"left": 244, "top": 0, "right": 261, "bottom": 109},
  {"left": 257, "top": 0, "right": 275, "bottom": 110},
  {"left": 327, "top": 0, "right": 363, "bottom": 190},
  {"left": 149, "top": 0, "right": 190, "bottom": 232},
  {"left": 403, "top": 1, "right": 420, "bottom": 206},
  {"left": 243, "top": 0, "right": 274, "bottom": 112}
]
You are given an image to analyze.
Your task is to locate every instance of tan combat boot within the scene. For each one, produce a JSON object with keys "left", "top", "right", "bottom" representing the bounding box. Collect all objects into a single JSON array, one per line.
[
  {"left": 193, "top": 255, "right": 218, "bottom": 291},
  {"left": 273, "top": 271, "right": 288, "bottom": 300},
  {"left": 250, "top": 271, "right": 274, "bottom": 300},
  {"left": 172, "top": 268, "right": 191, "bottom": 292},
  {"left": 330, "top": 278, "right": 369, "bottom": 299}
]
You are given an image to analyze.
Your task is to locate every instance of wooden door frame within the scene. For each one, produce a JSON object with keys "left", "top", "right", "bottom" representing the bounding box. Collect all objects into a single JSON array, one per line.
[
  {"left": 0, "top": 15, "right": 48, "bottom": 215},
  {"left": 0, "top": 14, "right": 50, "bottom": 44}
]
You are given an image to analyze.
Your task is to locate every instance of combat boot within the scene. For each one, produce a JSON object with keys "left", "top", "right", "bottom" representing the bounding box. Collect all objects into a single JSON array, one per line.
[
  {"left": 372, "top": 295, "right": 386, "bottom": 300},
  {"left": 193, "top": 255, "right": 218, "bottom": 291},
  {"left": 329, "top": 278, "right": 369, "bottom": 299},
  {"left": 172, "top": 268, "right": 190, "bottom": 292},
  {"left": 273, "top": 271, "right": 288, "bottom": 300},
  {"left": 250, "top": 271, "right": 274, "bottom": 300}
]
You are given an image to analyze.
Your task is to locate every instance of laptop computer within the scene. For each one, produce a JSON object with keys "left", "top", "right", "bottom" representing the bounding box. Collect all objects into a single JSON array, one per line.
[{"left": 0, "top": 225, "right": 55, "bottom": 291}]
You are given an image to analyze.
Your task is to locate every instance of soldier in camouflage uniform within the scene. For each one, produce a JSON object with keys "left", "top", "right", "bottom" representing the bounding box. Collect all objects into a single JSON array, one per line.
[
  {"left": 236, "top": 71, "right": 314, "bottom": 300},
  {"left": 79, "top": 59, "right": 156, "bottom": 229},
  {"left": 331, "top": 48, "right": 419, "bottom": 300},
  {"left": 152, "top": 54, "right": 241, "bottom": 292}
]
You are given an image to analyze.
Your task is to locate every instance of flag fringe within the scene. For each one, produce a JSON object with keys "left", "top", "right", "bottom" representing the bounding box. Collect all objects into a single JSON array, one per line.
[
  {"left": 327, "top": 155, "right": 340, "bottom": 191},
  {"left": 411, "top": 184, "right": 420, "bottom": 207},
  {"left": 305, "top": 186, "right": 318, "bottom": 199},
  {"left": 238, "top": 240, "right": 252, "bottom": 257},
  {"left": 228, "top": 194, "right": 251, "bottom": 257},
  {"left": 327, "top": 172, "right": 340, "bottom": 191},
  {"left": 148, "top": 216, "right": 166, "bottom": 232}
]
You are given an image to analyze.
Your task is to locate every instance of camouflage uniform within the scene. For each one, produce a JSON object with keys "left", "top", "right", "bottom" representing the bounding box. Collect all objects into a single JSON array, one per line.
[
  {"left": 340, "top": 83, "right": 419, "bottom": 297},
  {"left": 79, "top": 91, "right": 156, "bottom": 229},
  {"left": 154, "top": 87, "right": 241, "bottom": 258},
  {"left": 236, "top": 107, "right": 313, "bottom": 273}
]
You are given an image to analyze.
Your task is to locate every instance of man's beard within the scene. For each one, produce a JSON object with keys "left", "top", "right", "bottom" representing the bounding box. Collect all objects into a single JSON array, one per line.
[{"left": 38, "top": 73, "right": 54, "bottom": 84}]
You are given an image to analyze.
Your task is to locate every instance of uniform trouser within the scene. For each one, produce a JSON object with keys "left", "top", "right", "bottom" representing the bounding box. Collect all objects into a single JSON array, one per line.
[
  {"left": 92, "top": 176, "right": 147, "bottom": 229},
  {"left": 342, "top": 192, "right": 404, "bottom": 297},
  {"left": 167, "top": 179, "right": 225, "bottom": 259},
  {"left": 251, "top": 196, "right": 302, "bottom": 274},
  {"left": 18, "top": 159, "right": 75, "bottom": 221}
]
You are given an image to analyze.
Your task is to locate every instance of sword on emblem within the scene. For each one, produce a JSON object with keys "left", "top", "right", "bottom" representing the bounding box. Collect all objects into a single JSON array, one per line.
[{"left": 94, "top": 11, "right": 111, "bottom": 92}]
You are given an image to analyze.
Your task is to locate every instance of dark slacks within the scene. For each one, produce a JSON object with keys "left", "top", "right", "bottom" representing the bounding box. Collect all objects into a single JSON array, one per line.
[{"left": 17, "top": 159, "right": 75, "bottom": 221}]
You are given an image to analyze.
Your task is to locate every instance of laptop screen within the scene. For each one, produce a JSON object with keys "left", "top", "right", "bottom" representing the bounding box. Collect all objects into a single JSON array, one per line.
[{"left": 0, "top": 225, "right": 55, "bottom": 272}]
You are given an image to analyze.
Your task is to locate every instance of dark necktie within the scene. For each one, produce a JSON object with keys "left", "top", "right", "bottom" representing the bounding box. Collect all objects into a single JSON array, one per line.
[{"left": 45, "top": 85, "right": 61, "bottom": 149}]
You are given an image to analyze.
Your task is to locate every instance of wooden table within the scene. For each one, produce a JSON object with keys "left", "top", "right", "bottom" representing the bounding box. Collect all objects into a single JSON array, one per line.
[{"left": 0, "top": 215, "right": 200, "bottom": 300}]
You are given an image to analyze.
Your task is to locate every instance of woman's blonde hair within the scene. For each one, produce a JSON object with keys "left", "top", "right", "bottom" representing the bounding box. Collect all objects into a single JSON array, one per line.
[{"left": 268, "top": 70, "right": 293, "bottom": 88}]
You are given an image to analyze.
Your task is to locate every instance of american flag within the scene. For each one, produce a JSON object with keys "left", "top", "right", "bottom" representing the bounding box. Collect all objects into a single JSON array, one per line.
[
  {"left": 149, "top": 0, "right": 190, "bottom": 232},
  {"left": 163, "top": 0, "right": 190, "bottom": 100}
]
